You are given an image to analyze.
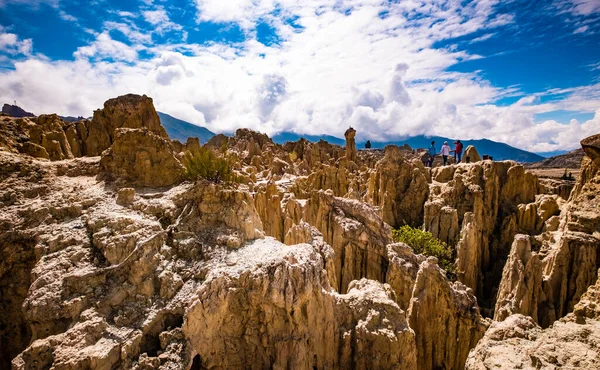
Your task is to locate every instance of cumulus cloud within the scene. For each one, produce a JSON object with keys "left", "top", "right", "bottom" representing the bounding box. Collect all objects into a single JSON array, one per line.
[
  {"left": 258, "top": 74, "right": 288, "bottom": 118},
  {"left": 142, "top": 7, "right": 183, "bottom": 34},
  {"left": 0, "top": 32, "right": 32, "bottom": 55},
  {"left": 73, "top": 32, "right": 138, "bottom": 62},
  {"left": 0, "top": 0, "right": 599, "bottom": 153}
]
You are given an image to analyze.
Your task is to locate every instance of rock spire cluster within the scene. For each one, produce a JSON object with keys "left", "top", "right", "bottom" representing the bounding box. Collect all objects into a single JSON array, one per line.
[{"left": 1, "top": 94, "right": 599, "bottom": 370}]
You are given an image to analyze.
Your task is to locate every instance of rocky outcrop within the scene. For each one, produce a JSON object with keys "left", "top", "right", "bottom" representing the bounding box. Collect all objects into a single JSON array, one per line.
[
  {"left": 344, "top": 127, "right": 357, "bottom": 162},
  {"left": 254, "top": 182, "right": 284, "bottom": 241},
  {"left": 1, "top": 104, "right": 35, "bottom": 118},
  {"left": 99, "top": 128, "right": 185, "bottom": 187},
  {"left": 464, "top": 145, "right": 481, "bottom": 162},
  {"left": 426, "top": 160, "right": 538, "bottom": 309},
  {"left": 303, "top": 190, "right": 392, "bottom": 293},
  {"left": 0, "top": 232, "right": 36, "bottom": 370},
  {"left": 87, "top": 94, "right": 168, "bottom": 156},
  {"left": 173, "top": 182, "right": 265, "bottom": 247},
  {"left": 408, "top": 258, "right": 489, "bottom": 370},
  {"left": 183, "top": 243, "right": 418, "bottom": 370},
  {"left": 366, "top": 146, "right": 429, "bottom": 228},
  {"left": 465, "top": 313, "right": 600, "bottom": 369},
  {"left": 494, "top": 135, "right": 600, "bottom": 328}
]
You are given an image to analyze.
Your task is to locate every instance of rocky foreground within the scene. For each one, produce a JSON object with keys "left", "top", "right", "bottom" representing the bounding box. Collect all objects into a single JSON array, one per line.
[{"left": 0, "top": 94, "right": 599, "bottom": 370}]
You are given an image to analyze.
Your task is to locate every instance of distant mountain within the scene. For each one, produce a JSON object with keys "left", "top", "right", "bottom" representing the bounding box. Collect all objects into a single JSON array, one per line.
[
  {"left": 2, "top": 104, "right": 35, "bottom": 117},
  {"left": 272, "top": 132, "right": 346, "bottom": 146},
  {"left": 157, "top": 112, "right": 215, "bottom": 144},
  {"left": 272, "top": 132, "right": 546, "bottom": 163},
  {"left": 526, "top": 148, "right": 585, "bottom": 169},
  {"left": 59, "top": 115, "right": 87, "bottom": 123}
]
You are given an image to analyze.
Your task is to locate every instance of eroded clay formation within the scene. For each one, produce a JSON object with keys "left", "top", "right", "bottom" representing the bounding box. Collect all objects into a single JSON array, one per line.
[{"left": 0, "top": 94, "right": 598, "bottom": 370}]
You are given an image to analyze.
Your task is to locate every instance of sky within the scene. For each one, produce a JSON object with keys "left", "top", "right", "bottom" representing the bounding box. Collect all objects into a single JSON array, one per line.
[{"left": 0, "top": 0, "right": 599, "bottom": 155}]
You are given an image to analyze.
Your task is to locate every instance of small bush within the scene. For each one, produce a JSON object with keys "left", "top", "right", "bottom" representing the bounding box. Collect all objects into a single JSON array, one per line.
[
  {"left": 183, "top": 146, "right": 239, "bottom": 184},
  {"left": 392, "top": 225, "right": 455, "bottom": 278}
]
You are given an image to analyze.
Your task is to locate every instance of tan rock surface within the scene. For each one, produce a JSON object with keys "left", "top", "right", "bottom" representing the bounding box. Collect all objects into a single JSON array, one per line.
[
  {"left": 3, "top": 101, "right": 599, "bottom": 370},
  {"left": 408, "top": 258, "right": 489, "bottom": 370},
  {"left": 365, "top": 145, "right": 429, "bottom": 228},
  {"left": 464, "top": 145, "right": 481, "bottom": 162},
  {"left": 494, "top": 138, "right": 600, "bottom": 327},
  {"left": 99, "top": 128, "right": 185, "bottom": 187},
  {"left": 183, "top": 241, "right": 418, "bottom": 370},
  {"left": 87, "top": 94, "right": 168, "bottom": 156}
]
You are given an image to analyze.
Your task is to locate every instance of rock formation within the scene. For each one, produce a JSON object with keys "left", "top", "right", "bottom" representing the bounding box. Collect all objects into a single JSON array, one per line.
[
  {"left": 2, "top": 93, "right": 600, "bottom": 370},
  {"left": 464, "top": 145, "right": 481, "bottom": 162},
  {"left": 424, "top": 160, "right": 538, "bottom": 310},
  {"left": 365, "top": 146, "right": 429, "bottom": 228},
  {"left": 1, "top": 103, "right": 35, "bottom": 118},
  {"left": 493, "top": 135, "right": 600, "bottom": 328},
  {"left": 99, "top": 128, "right": 185, "bottom": 187},
  {"left": 86, "top": 94, "right": 168, "bottom": 156},
  {"left": 344, "top": 126, "right": 357, "bottom": 162}
]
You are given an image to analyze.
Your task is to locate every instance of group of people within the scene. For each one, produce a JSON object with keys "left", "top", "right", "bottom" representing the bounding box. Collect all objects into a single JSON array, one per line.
[{"left": 427, "top": 140, "right": 463, "bottom": 167}]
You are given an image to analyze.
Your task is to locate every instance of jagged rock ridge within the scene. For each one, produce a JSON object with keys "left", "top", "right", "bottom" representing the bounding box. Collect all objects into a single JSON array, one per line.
[{"left": 0, "top": 94, "right": 598, "bottom": 370}]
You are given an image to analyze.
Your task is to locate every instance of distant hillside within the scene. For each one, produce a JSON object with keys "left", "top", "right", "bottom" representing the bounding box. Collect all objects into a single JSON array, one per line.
[
  {"left": 272, "top": 132, "right": 546, "bottom": 163},
  {"left": 272, "top": 132, "right": 346, "bottom": 146},
  {"left": 157, "top": 112, "right": 215, "bottom": 144},
  {"left": 2, "top": 104, "right": 35, "bottom": 117},
  {"left": 526, "top": 148, "right": 585, "bottom": 169},
  {"left": 59, "top": 115, "right": 87, "bottom": 123}
]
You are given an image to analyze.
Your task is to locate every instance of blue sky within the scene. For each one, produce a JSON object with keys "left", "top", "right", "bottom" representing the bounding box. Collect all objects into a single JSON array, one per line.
[{"left": 0, "top": 0, "right": 599, "bottom": 154}]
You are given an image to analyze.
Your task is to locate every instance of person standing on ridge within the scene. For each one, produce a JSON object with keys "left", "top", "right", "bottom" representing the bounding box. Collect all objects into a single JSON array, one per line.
[
  {"left": 440, "top": 141, "right": 451, "bottom": 166},
  {"left": 427, "top": 141, "right": 436, "bottom": 167},
  {"left": 454, "top": 140, "right": 463, "bottom": 163}
]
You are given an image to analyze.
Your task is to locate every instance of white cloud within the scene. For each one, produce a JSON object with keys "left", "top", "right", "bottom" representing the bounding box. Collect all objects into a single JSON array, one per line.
[
  {"left": 568, "top": 0, "right": 600, "bottom": 16},
  {"left": 59, "top": 10, "right": 77, "bottom": 22},
  {"left": 470, "top": 33, "right": 494, "bottom": 43},
  {"left": 142, "top": 7, "right": 183, "bottom": 34},
  {"left": 73, "top": 32, "right": 138, "bottom": 62},
  {"left": 573, "top": 25, "right": 589, "bottom": 34},
  {"left": 0, "top": 0, "right": 598, "bottom": 153},
  {"left": 103, "top": 21, "right": 152, "bottom": 44},
  {"left": 0, "top": 32, "right": 32, "bottom": 55}
]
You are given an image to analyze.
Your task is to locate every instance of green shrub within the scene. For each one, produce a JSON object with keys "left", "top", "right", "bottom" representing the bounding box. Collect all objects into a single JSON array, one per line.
[
  {"left": 392, "top": 225, "right": 456, "bottom": 279},
  {"left": 183, "top": 146, "right": 239, "bottom": 184}
]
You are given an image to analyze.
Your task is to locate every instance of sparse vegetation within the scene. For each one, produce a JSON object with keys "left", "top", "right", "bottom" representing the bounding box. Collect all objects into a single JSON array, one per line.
[
  {"left": 392, "top": 225, "right": 455, "bottom": 279},
  {"left": 183, "top": 146, "right": 239, "bottom": 184}
]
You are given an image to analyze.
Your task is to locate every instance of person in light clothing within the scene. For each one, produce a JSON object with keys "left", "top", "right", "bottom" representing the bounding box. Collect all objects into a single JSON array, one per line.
[{"left": 440, "top": 141, "right": 451, "bottom": 166}]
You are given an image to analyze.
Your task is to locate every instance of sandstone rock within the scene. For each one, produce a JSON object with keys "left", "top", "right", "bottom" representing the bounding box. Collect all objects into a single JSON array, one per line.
[
  {"left": 183, "top": 240, "right": 418, "bottom": 370},
  {"left": 425, "top": 160, "right": 539, "bottom": 307},
  {"left": 493, "top": 135, "right": 600, "bottom": 328},
  {"left": 466, "top": 313, "right": 600, "bottom": 369},
  {"left": 87, "top": 94, "right": 168, "bottom": 156},
  {"left": 0, "top": 232, "right": 36, "bottom": 370},
  {"left": 581, "top": 133, "right": 600, "bottom": 165},
  {"left": 463, "top": 145, "right": 481, "bottom": 162},
  {"left": 344, "top": 126, "right": 357, "bottom": 162},
  {"left": 366, "top": 146, "right": 429, "bottom": 228},
  {"left": 254, "top": 182, "right": 284, "bottom": 241},
  {"left": 408, "top": 258, "right": 489, "bottom": 370},
  {"left": 117, "top": 188, "right": 136, "bottom": 206},
  {"left": 304, "top": 190, "right": 392, "bottom": 292},
  {"left": 99, "top": 128, "right": 185, "bottom": 187},
  {"left": 174, "top": 181, "right": 264, "bottom": 245},
  {"left": 19, "top": 141, "right": 50, "bottom": 159},
  {"left": 494, "top": 235, "right": 542, "bottom": 322}
]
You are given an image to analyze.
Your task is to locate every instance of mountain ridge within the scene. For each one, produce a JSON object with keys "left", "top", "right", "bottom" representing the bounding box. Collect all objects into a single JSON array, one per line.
[
  {"left": 272, "top": 132, "right": 546, "bottom": 162},
  {"left": 157, "top": 111, "right": 215, "bottom": 144}
]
